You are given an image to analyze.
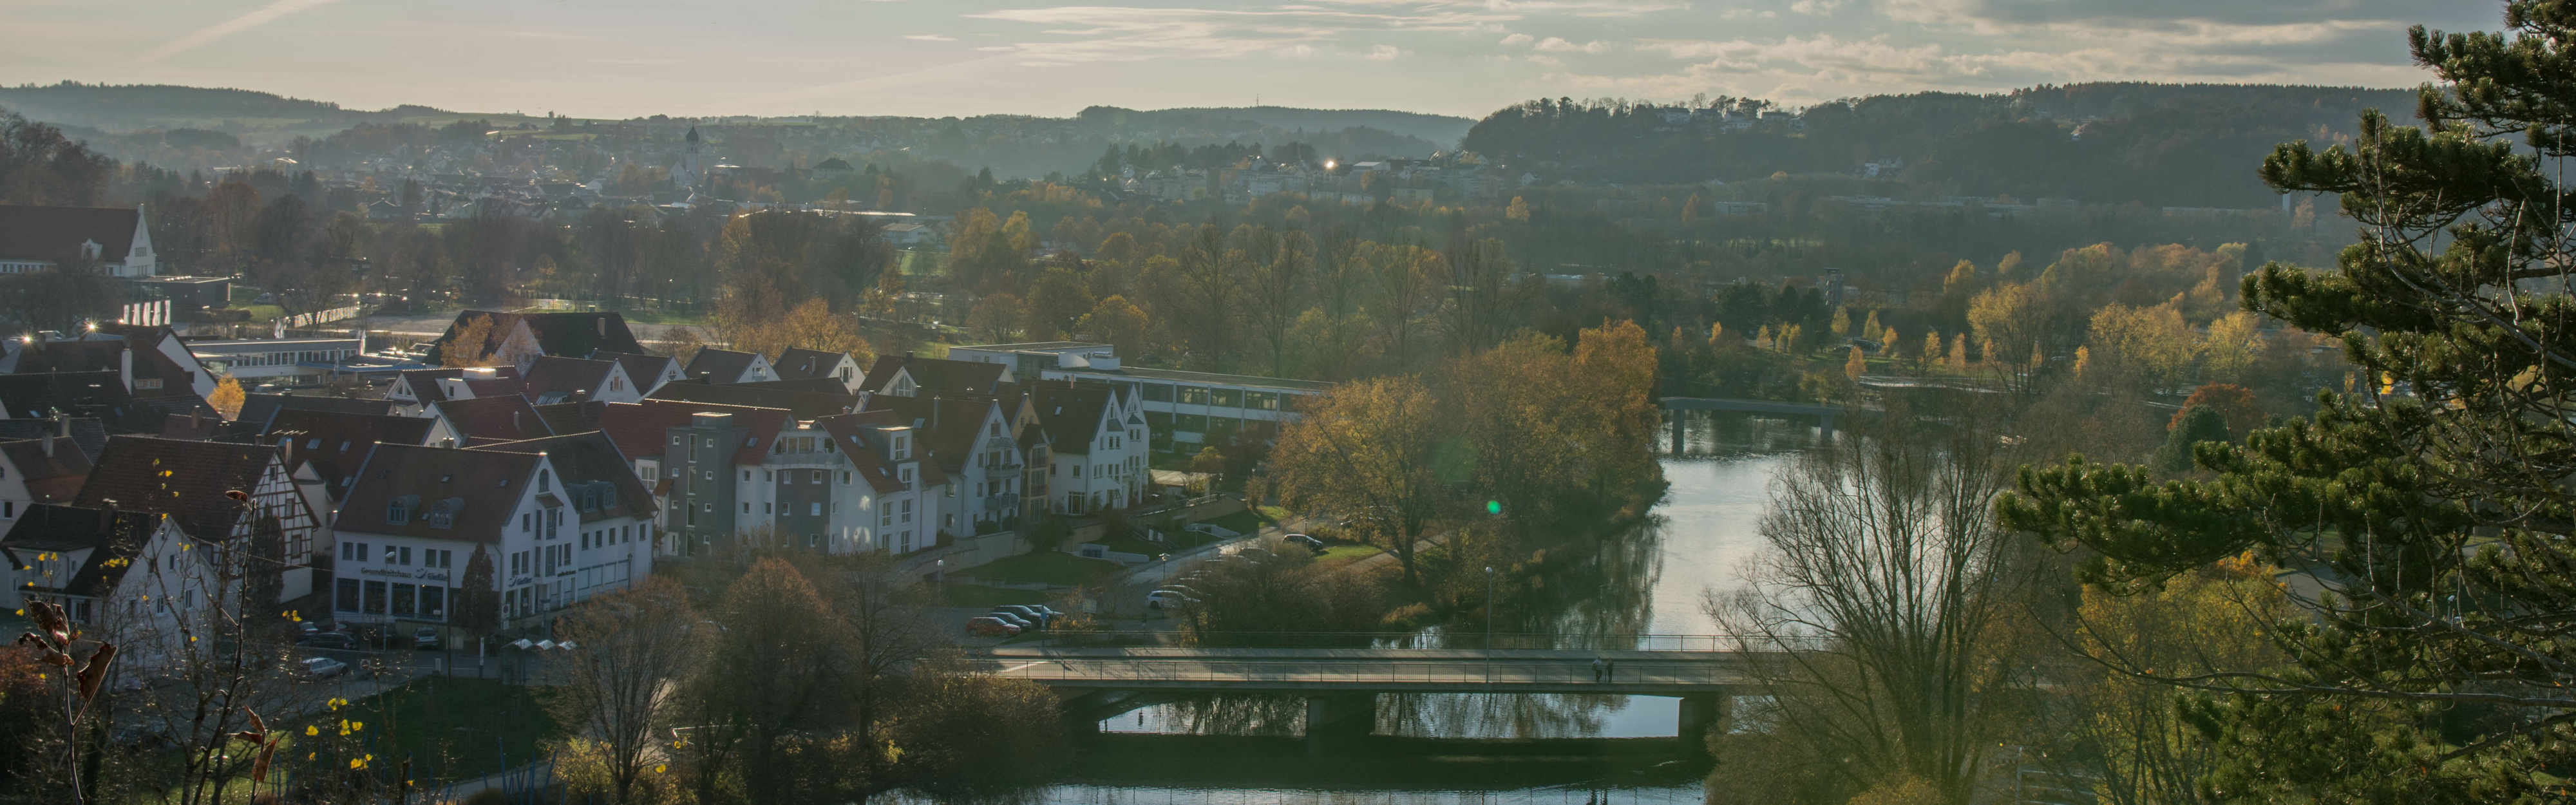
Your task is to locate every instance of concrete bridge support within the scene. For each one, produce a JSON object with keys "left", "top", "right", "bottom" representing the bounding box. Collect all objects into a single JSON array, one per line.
[
  {"left": 1676, "top": 694, "right": 1730, "bottom": 755},
  {"left": 1304, "top": 694, "right": 1376, "bottom": 757}
]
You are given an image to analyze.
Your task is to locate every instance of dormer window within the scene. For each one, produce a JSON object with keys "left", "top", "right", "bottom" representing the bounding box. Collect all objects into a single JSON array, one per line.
[
  {"left": 538, "top": 470, "right": 551, "bottom": 492},
  {"left": 386, "top": 495, "right": 418, "bottom": 524}
]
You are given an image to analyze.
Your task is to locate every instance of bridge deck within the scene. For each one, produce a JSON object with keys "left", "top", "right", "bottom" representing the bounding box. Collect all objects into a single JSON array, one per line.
[
  {"left": 972, "top": 647, "right": 1759, "bottom": 696},
  {"left": 1660, "top": 397, "right": 1844, "bottom": 417}
]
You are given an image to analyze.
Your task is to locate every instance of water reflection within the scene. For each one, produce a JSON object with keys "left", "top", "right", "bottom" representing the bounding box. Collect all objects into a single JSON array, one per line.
[{"left": 1030, "top": 412, "right": 1800, "bottom": 803}]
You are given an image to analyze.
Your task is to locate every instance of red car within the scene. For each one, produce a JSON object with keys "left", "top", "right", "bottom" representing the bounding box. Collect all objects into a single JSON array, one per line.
[{"left": 966, "top": 616, "right": 1021, "bottom": 637}]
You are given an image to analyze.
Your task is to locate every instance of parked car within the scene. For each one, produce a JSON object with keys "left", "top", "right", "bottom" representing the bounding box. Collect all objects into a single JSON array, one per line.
[
  {"left": 299, "top": 657, "right": 348, "bottom": 679},
  {"left": 299, "top": 632, "right": 356, "bottom": 650},
  {"left": 1028, "top": 604, "right": 1068, "bottom": 620},
  {"left": 413, "top": 627, "right": 441, "bottom": 650},
  {"left": 1284, "top": 534, "right": 1327, "bottom": 554},
  {"left": 992, "top": 605, "right": 1052, "bottom": 628},
  {"left": 965, "top": 616, "right": 1021, "bottom": 637},
  {"left": 985, "top": 611, "right": 1036, "bottom": 630},
  {"left": 1147, "top": 589, "right": 1200, "bottom": 609}
]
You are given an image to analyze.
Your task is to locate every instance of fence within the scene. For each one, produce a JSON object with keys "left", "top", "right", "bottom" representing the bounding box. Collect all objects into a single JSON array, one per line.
[{"left": 1018, "top": 630, "right": 1828, "bottom": 652}]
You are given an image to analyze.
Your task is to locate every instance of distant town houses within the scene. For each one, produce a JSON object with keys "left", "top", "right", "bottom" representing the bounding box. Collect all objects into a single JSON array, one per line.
[{"left": 0, "top": 301, "right": 1302, "bottom": 645}]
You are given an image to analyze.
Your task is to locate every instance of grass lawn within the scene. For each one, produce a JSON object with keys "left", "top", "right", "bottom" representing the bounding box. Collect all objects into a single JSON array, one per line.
[
  {"left": 938, "top": 583, "right": 1052, "bottom": 607},
  {"left": 958, "top": 551, "right": 1121, "bottom": 587},
  {"left": 339, "top": 676, "right": 560, "bottom": 781},
  {"left": 1310, "top": 543, "right": 1387, "bottom": 573}
]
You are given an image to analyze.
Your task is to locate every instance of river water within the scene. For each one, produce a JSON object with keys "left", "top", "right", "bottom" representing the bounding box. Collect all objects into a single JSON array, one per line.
[{"left": 987, "top": 413, "right": 1807, "bottom": 804}]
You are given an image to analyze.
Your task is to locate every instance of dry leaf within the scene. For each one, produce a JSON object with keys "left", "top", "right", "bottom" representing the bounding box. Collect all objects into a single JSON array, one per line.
[{"left": 73, "top": 643, "right": 115, "bottom": 700}]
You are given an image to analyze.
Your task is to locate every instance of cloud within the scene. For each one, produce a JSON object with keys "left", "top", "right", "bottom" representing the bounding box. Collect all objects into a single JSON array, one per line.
[
  {"left": 903, "top": 33, "right": 957, "bottom": 41},
  {"left": 1881, "top": 0, "right": 2471, "bottom": 30},
  {"left": 141, "top": 0, "right": 343, "bottom": 64},
  {"left": 1787, "top": 0, "right": 1842, "bottom": 16},
  {"left": 963, "top": 5, "right": 1512, "bottom": 65},
  {"left": 1501, "top": 32, "right": 1535, "bottom": 46},
  {"left": 1368, "top": 44, "right": 1405, "bottom": 59},
  {"left": 1534, "top": 36, "right": 1610, "bottom": 53}
]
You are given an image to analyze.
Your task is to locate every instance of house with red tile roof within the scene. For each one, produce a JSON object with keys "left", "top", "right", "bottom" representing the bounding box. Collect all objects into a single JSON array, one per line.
[
  {"left": 0, "top": 504, "right": 216, "bottom": 671},
  {"left": 71, "top": 435, "right": 323, "bottom": 603}
]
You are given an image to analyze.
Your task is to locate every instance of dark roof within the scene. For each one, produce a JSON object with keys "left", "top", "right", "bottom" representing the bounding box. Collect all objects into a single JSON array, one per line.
[
  {"left": 261, "top": 409, "right": 437, "bottom": 499},
  {"left": 159, "top": 412, "right": 222, "bottom": 440},
  {"left": 236, "top": 393, "right": 393, "bottom": 430},
  {"left": 72, "top": 436, "right": 283, "bottom": 540},
  {"left": 736, "top": 377, "right": 853, "bottom": 395},
  {"left": 0, "top": 371, "right": 185, "bottom": 433},
  {"left": 1030, "top": 381, "right": 1113, "bottom": 456},
  {"left": 0, "top": 417, "right": 107, "bottom": 462},
  {"left": 681, "top": 348, "right": 761, "bottom": 384},
  {"left": 813, "top": 412, "right": 909, "bottom": 494},
  {"left": 773, "top": 348, "right": 857, "bottom": 382},
  {"left": 590, "top": 352, "right": 677, "bottom": 388},
  {"left": 0, "top": 437, "right": 92, "bottom": 504},
  {"left": 862, "top": 394, "right": 1003, "bottom": 474},
  {"left": 336, "top": 444, "right": 542, "bottom": 542},
  {"left": 533, "top": 400, "right": 605, "bottom": 435},
  {"left": 644, "top": 379, "right": 857, "bottom": 420},
  {"left": 0, "top": 205, "right": 141, "bottom": 264},
  {"left": 470, "top": 431, "right": 655, "bottom": 524},
  {"left": 592, "top": 399, "right": 789, "bottom": 466},
  {"left": 0, "top": 504, "right": 166, "bottom": 597},
  {"left": 426, "top": 310, "right": 643, "bottom": 365},
  {"left": 521, "top": 355, "right": 618, "bottom": 404},
  {"left": 394, "top": 367, "right": 522, "bottom": 405},
  {"left": 860, "top": 354, "right": 1007, "bottom": 398},
  {"left": 431, "top": 396, "right": 552, "bottom": 444}
]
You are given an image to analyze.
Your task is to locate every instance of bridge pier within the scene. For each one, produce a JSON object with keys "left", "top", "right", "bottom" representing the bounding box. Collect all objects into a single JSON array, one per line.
[
  {"left": 1670, "top": 412, "right": 1687, "bottom": 454},
  {"left": 1303, "top": 694, "right": 1376, "bottom": 757},
  {"left": 1816, "top": 413, "right": 1835, "bottom": 441},
  {"left": 1676, "top": 694, "right": 1730, "bottom": 755}
]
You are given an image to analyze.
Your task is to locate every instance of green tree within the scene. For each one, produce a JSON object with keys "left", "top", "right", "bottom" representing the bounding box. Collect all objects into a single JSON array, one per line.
[{"left": 2002, "top": 5, "right": 2576, "bottom": 798}]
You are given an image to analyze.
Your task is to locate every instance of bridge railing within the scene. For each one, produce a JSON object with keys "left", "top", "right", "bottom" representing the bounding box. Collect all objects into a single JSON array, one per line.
[
  {"left": 1019, "top": 631, "right": 1828, "bottom": 652},
  {"left": 972, "top": 654, "right": 1748, "bottom": 688}
]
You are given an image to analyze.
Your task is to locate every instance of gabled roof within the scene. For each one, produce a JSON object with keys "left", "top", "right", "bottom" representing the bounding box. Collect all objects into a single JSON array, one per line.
[
  {"left": 533, "top": 400, "right": 605, "bottom": 436},
  {"left": 431, "top": 396, "right": 552, "bottom": 444},
  {"left": 644, "top": 379, "right": 857, "bottom": 420},
  {"left": 0, "top": 417, "right": 106, "bottom": 462},
  {"left": 426, "top": 310, "right": 643, "bottom": 365},
  {"left": 813, "top": 412, "right": 909, "bottom": 494},
  {"left": 0, "top": 205, "right": 141, "bottom": 264},
  {"left": 0, "top": 504, "right": 167, "bottom": 597},
  {"left": 0, "top": 437, "right": 92, "bottom": 504},
  {"left": 261, "top": 409, "right": 437, "bottom": 500},
  {"left": 862, "top": 393, "right": 1004, "bottom": 473},
  {"left": 773, "top": 348, "right": 858, "bottom": 382},
  {"left": 521, "top": 355, "right": 620, "bottom": 404},
  {"left": 1029, "top": 381, "right": 1114, "bottom": 456},
  {"left": 336, "top": 444, "right": 541, "bottom": 542},
  {"left": 72, "top": 436, "right": 285, "bottom": 540},
  {"left": 471, "top": 431, "right": 655, "bottom": 525},
  {"left": 235, "top": 393, "right": 393, "bottom": 431},
  {"left": 860, "top": 354, "right": 1007, "bottom": 398},
  {"left": 591, "top": 351, "right": 679, "bottom": 386},
  {"left": 393, "top": 367, "right": 522, "bottom": 405},
  {"left": 681, "top": 348, "right": 761, "bottom": 384},
  {"left": 0, "top": 371, "right": 200, "bottom": 434},
  {"left": 592, "top": 399, "right": 790, "bottom": 466}
]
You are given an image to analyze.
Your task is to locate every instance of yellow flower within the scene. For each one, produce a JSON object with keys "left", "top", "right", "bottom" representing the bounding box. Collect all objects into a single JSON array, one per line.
[
  {"left": 349, "top": 757, "right": 365, "bottom": 770},
  {"left": 351, "top": 721, "right": 365, "bottom": 732},
  {"left": 654, "top": 764, "right": 667, "bottom": 774},
  {"left": 305, "top": 725, "right": 318, "bottom": 737}
]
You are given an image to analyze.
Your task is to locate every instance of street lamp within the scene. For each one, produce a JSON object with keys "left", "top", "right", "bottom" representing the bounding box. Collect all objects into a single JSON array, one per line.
[{"left": 1484, "top": 565, "right": 1496, "bottom": 684}]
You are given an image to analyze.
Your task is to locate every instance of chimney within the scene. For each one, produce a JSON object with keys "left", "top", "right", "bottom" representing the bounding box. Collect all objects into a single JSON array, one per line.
[
  {"left": 97, "top": 499, "right": 117, "bottom": 533},
  {"left": 512, "top": 410, "right": 522, "bottom": 432}
]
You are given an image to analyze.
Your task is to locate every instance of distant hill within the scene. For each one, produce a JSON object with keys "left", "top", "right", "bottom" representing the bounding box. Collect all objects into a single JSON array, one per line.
[
  {"left": 1082, "top": 106, "right": 1475, "bottom": 148},
  {"left": 1462, "top": 82, "right": 2421, "bottom": 209},
  {"left": 0, "top": 82, "right": 451, "bottom": 131}
]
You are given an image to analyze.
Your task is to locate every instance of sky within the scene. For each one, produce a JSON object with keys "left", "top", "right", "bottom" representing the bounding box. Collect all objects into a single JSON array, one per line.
[{"left": 5, "top": 0, "right": 2494, "bottom": 120}]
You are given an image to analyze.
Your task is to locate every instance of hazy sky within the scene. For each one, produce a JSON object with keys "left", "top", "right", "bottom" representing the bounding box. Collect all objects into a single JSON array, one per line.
[{"left": 8, "top": 0, "right": 2492, "bottom": 119}]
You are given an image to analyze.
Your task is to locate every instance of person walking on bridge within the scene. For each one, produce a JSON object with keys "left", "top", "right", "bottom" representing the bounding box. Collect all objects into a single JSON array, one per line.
[{"left": 1591, "top": 657, "right": 1607, "bottom": 683}]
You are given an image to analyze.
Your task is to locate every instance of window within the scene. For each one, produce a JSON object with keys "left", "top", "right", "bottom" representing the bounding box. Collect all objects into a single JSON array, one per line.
[
  {"left": 387, "top": 498, "right": 411, "bottom": 524},
  {"left": 398, "top": 546, "right": 413, "bottom": 565},
  {"left": 419, "top": 586, "right": 445, "bottom": 618},
  {"left": 842, "top": 471, "right": 851, "bottom": 484},
  {"left": 742, "top": 502, "right": 751, "bottom": 514},
  {"left": 900, "top": 466, "right": 914, "bottom": 484},
  {"left": 336, "top": 578, "right": 361, "bottom": 612},
  {"left": 810, "top": 503, "right": 822, "bottom": 516},
  {"left": 538, "top": 470, "right": 550, "bottom": 492},
  {"left": 900, "top": 499, "right": 913, "bottom": 523}
]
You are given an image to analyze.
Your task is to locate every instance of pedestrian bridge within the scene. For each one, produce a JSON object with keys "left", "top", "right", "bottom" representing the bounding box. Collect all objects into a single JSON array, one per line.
[{"left": 971, "top": 646, "right": 1763, "bottom": 696}]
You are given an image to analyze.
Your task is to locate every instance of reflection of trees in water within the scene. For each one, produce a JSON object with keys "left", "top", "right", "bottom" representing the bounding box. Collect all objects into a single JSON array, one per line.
[
  {"left": 1379, "top": 690, "right": 1634, "bottom": 739},
  {"left": 1151, "top": 693, "right": 1309, "bottom": 736},
  {"left": 1662, "top": 410, "right": 1823, "bottom": 458}
]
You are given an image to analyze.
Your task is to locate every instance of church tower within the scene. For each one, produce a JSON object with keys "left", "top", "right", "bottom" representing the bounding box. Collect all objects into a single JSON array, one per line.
[{"left": 672, "top": 126, "right": 703, "bottom": 189}]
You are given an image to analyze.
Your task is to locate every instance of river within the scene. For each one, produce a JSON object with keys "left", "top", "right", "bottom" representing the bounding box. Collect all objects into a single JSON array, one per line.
[{"left": 960, "top": 413, "right": 1808, "bottom": 804}]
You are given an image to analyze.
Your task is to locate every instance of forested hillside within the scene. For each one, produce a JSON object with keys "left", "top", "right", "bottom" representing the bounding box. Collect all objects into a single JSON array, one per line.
[{"left": 1463, "top": 83, "right": 2420, "bottom": 209}]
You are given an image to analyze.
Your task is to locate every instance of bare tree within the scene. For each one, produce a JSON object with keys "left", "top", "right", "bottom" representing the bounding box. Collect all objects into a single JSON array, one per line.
[
  {"left": 549, "top": 577, "right": 702, "bottom": 805},
  {"left": 1706, "top": 394, "right": 2040, "bottom": 805}
]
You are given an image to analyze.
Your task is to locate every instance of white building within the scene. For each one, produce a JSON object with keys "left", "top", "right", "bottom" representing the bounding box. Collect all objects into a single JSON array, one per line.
[
  {"left": 0, "top": 204, "right": 158, "bottom": 278},
  {"left": 0, "top": 506, "right": 217, "bottom": 672}
]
